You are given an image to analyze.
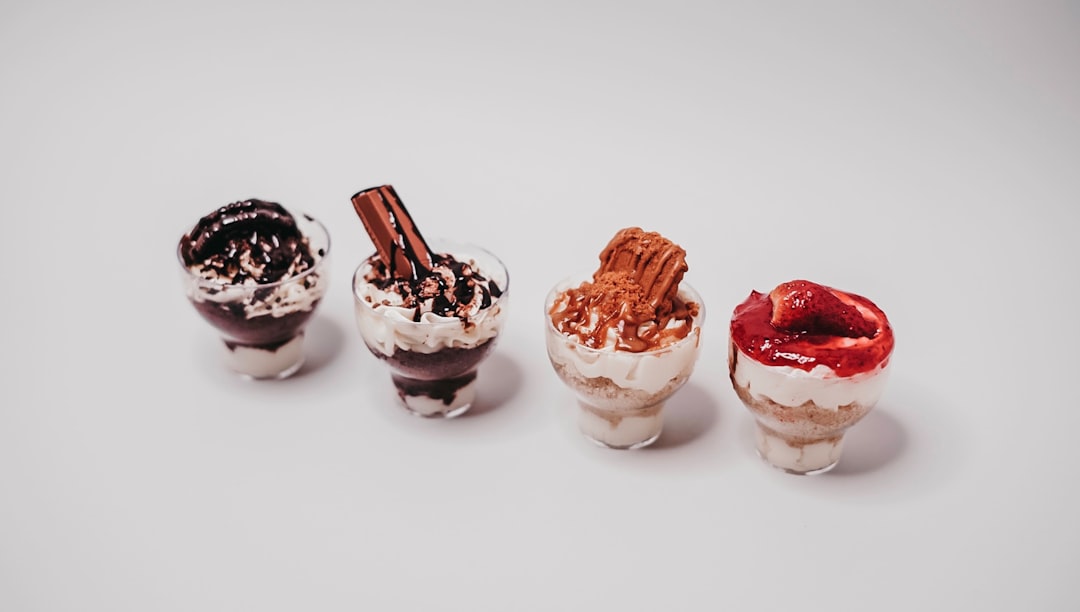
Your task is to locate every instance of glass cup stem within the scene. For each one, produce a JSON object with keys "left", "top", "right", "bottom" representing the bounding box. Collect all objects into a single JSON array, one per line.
[
  {"left": 577, "top": 401, "right": 665, "bottom": 450},
  {"left": 754, "top": 421, "right": 844, "bottom": 475},
  {"left": 391, "top": 371, "right": 478, "bottom": 419},
  {"left": 221, "top": 332, "right": 306, "bottom": 380}
]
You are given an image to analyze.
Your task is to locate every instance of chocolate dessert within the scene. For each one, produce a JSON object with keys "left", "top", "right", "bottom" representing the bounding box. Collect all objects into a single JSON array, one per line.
[
  {"left": 178, "top": 199, "right": 329, "bottom": 379},
  {"left": 350, "top": 185, "right": 508, "bottom": 417}
]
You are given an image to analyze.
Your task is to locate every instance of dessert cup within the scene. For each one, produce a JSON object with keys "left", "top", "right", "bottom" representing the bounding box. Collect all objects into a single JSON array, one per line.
[
  {"left": 728, "top": 280, "right": 894, "bottom": 474},
  {"left": 730, "top": 344, "right": 891, "bottom": 474},
  {"left": 353, "top": 239, "right": 509, "bottom": 418},
  {"left": 545, "top": 274, "right": 705, "bottom": 449},
  {"left": 178, "top": 210, "right": 330, "bottom": 380}
]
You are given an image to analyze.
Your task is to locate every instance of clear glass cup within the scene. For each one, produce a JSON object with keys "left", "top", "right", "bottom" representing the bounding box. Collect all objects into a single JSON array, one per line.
[
  {"left": 544, "top": 274, "right": 705, "bottom": 449},
  {"left": 177, "top": 211, "right": 330, "bottom": 380},
  {"left": 729, "top": 342, "right": 892, "bottom": 474},
  {"left": 352, "top": 240, "right": 509, "bottom": 418}
]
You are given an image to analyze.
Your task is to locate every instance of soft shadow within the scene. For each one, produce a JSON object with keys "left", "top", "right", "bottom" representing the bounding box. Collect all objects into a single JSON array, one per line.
[
  {"left": 648, "top": 382, "right": 720, "bottom": 450},
  {"left": 463, "top": 353, "right": 524, "bottom": 417},
  {"left": 292, "top": 316, "right": 346, "bottom": 378},
  {"left": 776, "top": 382, "right": 960, "bottom": 500},
  {"left": 829, "top": 406, "right": 907, "bottom": 476}
]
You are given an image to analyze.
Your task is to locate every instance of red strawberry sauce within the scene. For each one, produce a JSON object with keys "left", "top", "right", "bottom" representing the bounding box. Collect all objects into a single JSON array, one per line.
[{"left": 730, "top": 289, "right": 894, "bottom": 377}]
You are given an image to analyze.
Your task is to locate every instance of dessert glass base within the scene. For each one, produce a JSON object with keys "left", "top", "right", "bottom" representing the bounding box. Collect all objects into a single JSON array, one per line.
[
  {"left": 753, "top": 423, "right": 843, "bottom": 475},
  {"left": 730, "top": 343, "right": 884, "bottom": 475},
  {"left": 222, "top": 333, "right": 306, "bottom": 380},
  {"left": 391, "top": 372, "right": 477, "bottom": 419},
  {"left": 735, "top": 385, "right": 870, "bottom": 475},
  {"left": 578, "top": 402, "right": 664, "bottom": 449}
]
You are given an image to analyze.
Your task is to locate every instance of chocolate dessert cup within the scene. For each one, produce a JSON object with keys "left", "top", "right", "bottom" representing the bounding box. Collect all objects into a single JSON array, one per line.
[
  {"left": 353, "top": 239, "right": 508, "bottom": 418},
  {"left": 348, "top": 185, "right": 508, "bottom": 418},
  {"left": 178, "top": 200, "right": 330, "bottom": 379}
]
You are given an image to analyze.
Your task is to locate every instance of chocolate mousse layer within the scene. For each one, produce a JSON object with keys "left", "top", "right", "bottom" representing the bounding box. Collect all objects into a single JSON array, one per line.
[
  {"left": 192, "top": 300, "right": 314, "bottom": 346},
  {"left": 371, "top": 340, "right": 496, "bottom": 405}
]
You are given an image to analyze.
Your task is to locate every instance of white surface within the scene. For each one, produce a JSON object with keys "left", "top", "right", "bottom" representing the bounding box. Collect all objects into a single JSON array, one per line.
[{"left": 1, "top": 1, "right": 1077, "bottom": 610}]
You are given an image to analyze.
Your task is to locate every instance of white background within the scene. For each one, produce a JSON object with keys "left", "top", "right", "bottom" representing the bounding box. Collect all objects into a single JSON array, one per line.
[{"left": 2, "top": 1, "right": 1078, "bottom": 610}]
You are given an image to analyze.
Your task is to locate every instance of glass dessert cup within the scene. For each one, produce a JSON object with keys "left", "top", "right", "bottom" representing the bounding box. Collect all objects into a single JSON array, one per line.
[
  {"left": 352, "top": 240, "right": 509, "bottom": 419},
  {"left": 544, "top": 276, "right": 705, "bottom": 450},
  {"left": 178, "top": 212, "right": 330, "bottom": 380},
  {"left": 728, "top": 342, "right": 891, "bottom": 475}
]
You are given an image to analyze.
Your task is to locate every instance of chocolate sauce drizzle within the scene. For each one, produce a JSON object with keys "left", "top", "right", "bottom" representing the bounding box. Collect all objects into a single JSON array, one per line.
[
  {"left": 365, "top": 253, "right": 502, "bottom": 321},
  {"left": 352, "top": 184, "right": 502, "bottom": 321},
  {"left": 179, "top": 199, "right": 315, "bottom": 285}
]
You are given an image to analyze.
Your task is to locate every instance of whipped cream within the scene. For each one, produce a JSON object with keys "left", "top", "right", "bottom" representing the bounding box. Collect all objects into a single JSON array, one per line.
[
  {"left": 755, "top": 427, "right": 844, "bottom": 474},
  {"left": 180, "top": 209, "right": 329, "bottom": 320},
  {"left": 224, "top": 335, "right": 306, "bottom": 379},
  {"left": 730, "top": 343, "right": 890, "bottom": 410},
  {"left": 185, "top": 269, "right": 327, "bottom": 319},
  {"left": 578, "top": 408, "right": 663, "bottom": 449},
  {"left": 545, "top": 281, "right": 704, "bottom": 396},
  {"left": 352, "top": 246, "right": 508, "bottom": 356}
]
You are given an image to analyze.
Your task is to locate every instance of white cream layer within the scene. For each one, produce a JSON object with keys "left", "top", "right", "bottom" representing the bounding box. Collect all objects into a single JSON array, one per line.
[
  {"left": 578, "top": 408, "right": 663, "bottom": 449},
  {"left": 352, "top": 257, "right": 506, "bottom": 356},
  {"left": 223, "top": 334, "right": 305, "bottom": 379},
  {"left": 731, "top": 345, "right": 890, "bottom": 410},
  {"left": 185, "top": 267, "right": 327, "bottom": 319},
  {"left": 756, "top": 426, "right": 843, "bottom": 473},
  {"left": 400, "top": 380, "right": 476, "bottom": 418}
]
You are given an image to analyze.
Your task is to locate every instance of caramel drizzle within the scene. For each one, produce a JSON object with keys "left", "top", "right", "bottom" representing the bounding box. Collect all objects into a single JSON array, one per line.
[
  {"left": 550, "top": 287, "right": 696, "bottom": 352},
  {"left": 551, "top": 227, "right": 695, "bottom": 353}
]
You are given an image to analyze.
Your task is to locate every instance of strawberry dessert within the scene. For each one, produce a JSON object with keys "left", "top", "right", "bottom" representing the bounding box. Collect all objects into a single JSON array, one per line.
[{"left": 729, "top": 280, "right": 894, "bottom": 474}]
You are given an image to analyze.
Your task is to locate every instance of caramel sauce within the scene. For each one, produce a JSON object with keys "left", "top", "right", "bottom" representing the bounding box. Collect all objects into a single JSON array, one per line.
[{"left": 550, "top": 228, "right": 698, "bottom": 353}]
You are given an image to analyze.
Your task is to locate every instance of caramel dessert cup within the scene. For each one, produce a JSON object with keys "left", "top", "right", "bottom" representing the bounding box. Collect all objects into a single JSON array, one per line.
[{"left": 545, "top": 228, "right": 704, "bottom": 449}]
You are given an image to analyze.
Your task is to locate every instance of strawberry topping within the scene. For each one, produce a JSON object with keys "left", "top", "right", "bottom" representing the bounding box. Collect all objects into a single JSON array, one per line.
[
  {"left": 730, "top": 280, "right": 894, "bottom": 376},
  {"left": 768, "top": 280, "right": 878, "bottom": 338}
]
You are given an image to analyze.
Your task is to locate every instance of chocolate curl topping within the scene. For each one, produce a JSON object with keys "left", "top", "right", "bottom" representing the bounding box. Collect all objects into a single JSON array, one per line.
[
  {"left": 595, "top": 227, "right": 688, "bottom": 313},
  {"left": 351, "top": 185, "right": 434, "bottom": 280}
]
